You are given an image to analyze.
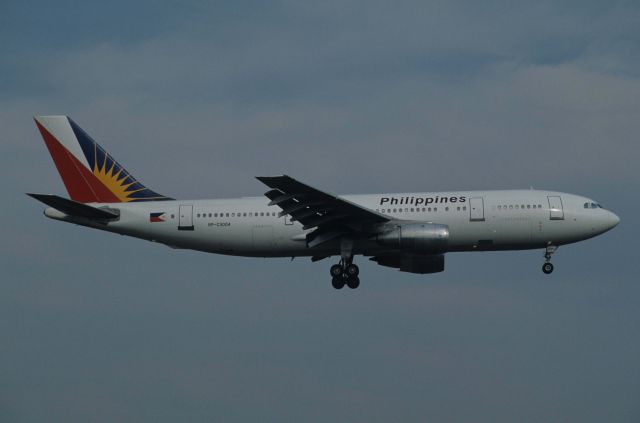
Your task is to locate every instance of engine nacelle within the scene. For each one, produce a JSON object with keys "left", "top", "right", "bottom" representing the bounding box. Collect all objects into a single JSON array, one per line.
[
  {"left": 371, "top": 254, "right": 445, "bottom": 274},
  {"left": 376, "top": 222, "right": 449, "bottom": 254}
]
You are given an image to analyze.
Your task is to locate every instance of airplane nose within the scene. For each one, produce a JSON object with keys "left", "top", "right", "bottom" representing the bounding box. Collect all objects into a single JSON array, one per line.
[{"left": 605, "top": 211, "right": 620, "bottom": 230}]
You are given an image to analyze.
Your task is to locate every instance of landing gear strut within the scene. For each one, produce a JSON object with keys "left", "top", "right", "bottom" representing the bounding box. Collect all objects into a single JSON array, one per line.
[
  {"left": 330, "top": 238, "right": 360, "bottom": 289},
  {"left": 542, "top": 245, "right": 557, "bottom": 274}
]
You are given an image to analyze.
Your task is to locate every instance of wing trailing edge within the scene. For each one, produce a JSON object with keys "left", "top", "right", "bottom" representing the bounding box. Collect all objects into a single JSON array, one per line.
[{"left": 256, "top": 175, "right": 389, "bottom": 247}]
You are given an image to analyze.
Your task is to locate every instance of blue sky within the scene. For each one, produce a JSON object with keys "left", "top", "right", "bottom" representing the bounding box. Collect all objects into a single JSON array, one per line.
[{"left": 1, "top": 1, "right": 639, "bottom": 421}]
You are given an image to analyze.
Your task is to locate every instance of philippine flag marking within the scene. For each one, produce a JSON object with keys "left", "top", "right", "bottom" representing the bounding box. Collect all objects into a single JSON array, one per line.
[{"left": 150, "top": 212, "right": 166, "bottom": 222}]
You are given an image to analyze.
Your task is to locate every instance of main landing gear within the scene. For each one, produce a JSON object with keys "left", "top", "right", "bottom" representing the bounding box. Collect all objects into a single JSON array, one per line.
[
  {"left": 330, "top": 238, "right": 360, "bottom": 289},
  {"left": 542, "top": 245, "right": 557, "bottom": 274},
  {"left": 330, "top": 262, "right": 360, "bottom": 289}
]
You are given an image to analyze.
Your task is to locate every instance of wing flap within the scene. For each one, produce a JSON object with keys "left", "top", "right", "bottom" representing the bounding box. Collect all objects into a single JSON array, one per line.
[{"left": 256, "top": 175, "right": 389, "bottom": 247}]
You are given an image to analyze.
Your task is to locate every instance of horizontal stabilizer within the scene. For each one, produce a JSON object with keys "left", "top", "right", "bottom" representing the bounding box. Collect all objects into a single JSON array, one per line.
[{"left": 27, "top": 193, "right": 119, "bottom": 220}]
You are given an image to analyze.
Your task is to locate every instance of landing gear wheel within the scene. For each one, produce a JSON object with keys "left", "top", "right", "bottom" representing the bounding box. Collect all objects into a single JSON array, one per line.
[
  {"left": 346, "top": 276, "right": 360, "bottom": 289},
  {"left": 330, "top": 264, "right": 342, "bottom": 278},
  {"left": 346, "top": 264, "right": 359, "bottom": 277},
  {"left": 541, "top": 245, "right": 557, "bottom": 275},
  {"left": 331, "top": 277, "right": 345, "bottom": 289}
]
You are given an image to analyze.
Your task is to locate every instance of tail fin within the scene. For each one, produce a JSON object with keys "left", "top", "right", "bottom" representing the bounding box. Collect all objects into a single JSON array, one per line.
[{"left": 34, "top": 116, "right": 170, "bottom": 203}]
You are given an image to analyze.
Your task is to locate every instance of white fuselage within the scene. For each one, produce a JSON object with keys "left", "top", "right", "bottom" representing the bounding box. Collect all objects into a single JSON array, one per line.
[{"left": 46, "top": 189, "right": 619, "bottom": 258}]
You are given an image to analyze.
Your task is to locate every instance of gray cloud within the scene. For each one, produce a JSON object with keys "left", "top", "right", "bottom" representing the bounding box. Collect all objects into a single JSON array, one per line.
[{"left": 1, "top": 1, "right": 639, "bottom": 422}]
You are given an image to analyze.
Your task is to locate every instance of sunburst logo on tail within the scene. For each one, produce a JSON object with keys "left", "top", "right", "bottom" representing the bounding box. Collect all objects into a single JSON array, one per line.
[
  {"left": 92, "top": 145, "right": 145, "bottom": 202},
  {"left": 58, "top": 116, "right": 170, "bottom": 202}
]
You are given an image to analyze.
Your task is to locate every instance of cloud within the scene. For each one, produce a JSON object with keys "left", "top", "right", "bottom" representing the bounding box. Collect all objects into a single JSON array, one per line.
[
  {"left": 2, "top": 1, "right": 637, "bottom": 198},
  {"left": 1, "top": 1, "right": 639, "bottom": 422}
]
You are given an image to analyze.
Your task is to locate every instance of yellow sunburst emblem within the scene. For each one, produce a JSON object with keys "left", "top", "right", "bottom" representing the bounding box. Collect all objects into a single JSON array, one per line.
[{"left": 92, "top": 150, "right": 144, "bottom": 202}]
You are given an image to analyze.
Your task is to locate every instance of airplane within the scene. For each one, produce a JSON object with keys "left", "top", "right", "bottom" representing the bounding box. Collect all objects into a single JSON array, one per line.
[{"left": 28, "top": 116, "right": 620, "bottom": 289}]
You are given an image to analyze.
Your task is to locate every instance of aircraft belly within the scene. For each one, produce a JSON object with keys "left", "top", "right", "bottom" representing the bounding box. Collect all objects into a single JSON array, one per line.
[
  {"left": 491, "top": 217, "right": 532, "bottom": 245},
  {"left": 205, "top": 222, "right": 310, "bottom": 256},
  {"left": 448, "top": 217, "right": 534, "bottom": 251}
]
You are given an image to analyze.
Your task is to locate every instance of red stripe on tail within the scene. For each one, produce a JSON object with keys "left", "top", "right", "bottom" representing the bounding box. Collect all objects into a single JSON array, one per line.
[{"left": 36, "top": 120, "right": 120, "bottom": 203}]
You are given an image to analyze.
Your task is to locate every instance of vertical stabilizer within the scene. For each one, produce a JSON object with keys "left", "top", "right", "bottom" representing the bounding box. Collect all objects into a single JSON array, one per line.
[{"left": 34, "top": 116, "right": 169, "bottom": 203}]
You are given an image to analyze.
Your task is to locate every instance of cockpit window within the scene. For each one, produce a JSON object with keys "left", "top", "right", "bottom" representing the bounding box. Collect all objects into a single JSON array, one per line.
[{"left": 585, "top": 201, "right": 604, "bottom": 209}]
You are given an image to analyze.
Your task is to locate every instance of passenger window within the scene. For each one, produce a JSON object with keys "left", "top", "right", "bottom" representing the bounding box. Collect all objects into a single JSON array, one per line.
[
  {"left": 410, "top": 208, "right": 414, "bottom": 212},
  {"left": 171, "top": 214, "right": 175, "bottom": 219},
  {"left": 527, "top": 205, "right": 530, "bottom": 209},
  {"left": 445, "top": 207, "right": 449, "bottom": 211},
  {"left": 515, "top": 205, "right": 519, "bottom": 209},
  {"left": 463, "top": 206, "right": 467, "bottom": 211},
  {"left": 509, "top": 205, "right": 513, "bottom": 209},
  {"left": 225, "top": 213, "right": 229, "bottom": 217},
  {"left": 422, "top": 208, "right": 426, "bottom": 212},
  {"left": 434, "top": 207, "right": 438, "bottom": 212},
  {"left": 457, "top": 207, "right": 460, "bottom": 211},
  {"left": 393, "top": 209, "right": 397, "bottom": 213},
  {"left": 261, "top": 212, "right": 264, "bottom": 216}
]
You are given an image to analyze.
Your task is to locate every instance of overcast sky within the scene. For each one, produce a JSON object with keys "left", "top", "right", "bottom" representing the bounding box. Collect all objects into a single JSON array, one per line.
[{"left": 1, "top": 1, "right": 639, "bottom": 422}]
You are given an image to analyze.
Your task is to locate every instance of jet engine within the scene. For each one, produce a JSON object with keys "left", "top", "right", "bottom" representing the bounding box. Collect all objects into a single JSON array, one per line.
[
  {"left": 376, "top": 222, "right": 449, "bottom": 254},
  {"left": 370, "top": 254, "right": 445, "bottom": 274}
]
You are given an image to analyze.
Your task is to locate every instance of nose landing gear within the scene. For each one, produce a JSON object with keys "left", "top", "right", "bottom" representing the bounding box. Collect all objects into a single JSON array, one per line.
[{"left": 542, "top": 245, "right": 557, "bottom": 274}]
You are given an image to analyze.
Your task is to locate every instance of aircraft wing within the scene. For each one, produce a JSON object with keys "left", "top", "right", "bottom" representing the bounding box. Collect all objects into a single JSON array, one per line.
[{"left": 256, "top": 175, "right": 389, "bottom": 247}]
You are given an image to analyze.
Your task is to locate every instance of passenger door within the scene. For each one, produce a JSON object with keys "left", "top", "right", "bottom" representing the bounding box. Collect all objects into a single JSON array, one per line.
[
  {"left": 178, "top": 204, "right": 194, "bottom": 230},
  {"left": 547, "top": 196, "right": 564, "bottom": 220},
  {"left": 469, "top": 197, "right": 485, "bottom": 221}
]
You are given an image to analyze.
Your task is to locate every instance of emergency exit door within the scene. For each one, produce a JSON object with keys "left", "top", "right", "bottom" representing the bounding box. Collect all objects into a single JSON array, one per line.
[{"left": 178, "top": 204, "right": 194, "bottom": 230}]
